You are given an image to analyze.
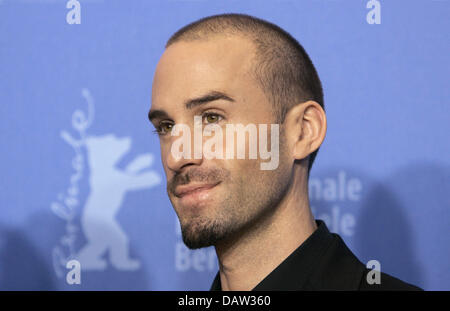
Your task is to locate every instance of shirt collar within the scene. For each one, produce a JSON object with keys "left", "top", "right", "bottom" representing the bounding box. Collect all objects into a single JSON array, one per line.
[{"left": 210, "top": 219, "right": 338, "bottom": 291}]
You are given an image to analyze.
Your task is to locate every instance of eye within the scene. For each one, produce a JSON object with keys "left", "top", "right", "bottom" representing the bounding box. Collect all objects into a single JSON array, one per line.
[
  {"left": 203, "top": 112, "right": 223, "bottom": 124},
  {"left": 153, "top": 121, "right": 174, "bottom": 135}
]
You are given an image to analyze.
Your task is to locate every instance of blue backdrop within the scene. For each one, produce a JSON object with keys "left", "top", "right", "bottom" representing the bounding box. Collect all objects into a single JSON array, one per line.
[{"left": 0, "top": 0, "right": 448, "bottom": 290}]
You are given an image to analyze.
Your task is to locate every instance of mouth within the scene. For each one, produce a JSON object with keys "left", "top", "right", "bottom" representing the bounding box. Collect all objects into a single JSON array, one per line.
[
  {"left": 174, "top": 182, "right": 221, "bottom": 206},
  {"left": 174, "top": 182, "right": 221, "bottom": 198}
]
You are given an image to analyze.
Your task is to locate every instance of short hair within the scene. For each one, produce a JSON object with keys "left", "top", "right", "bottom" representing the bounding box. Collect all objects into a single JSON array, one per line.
[{"left": 166, "top": 13, "right": 324, "bottom": 175}]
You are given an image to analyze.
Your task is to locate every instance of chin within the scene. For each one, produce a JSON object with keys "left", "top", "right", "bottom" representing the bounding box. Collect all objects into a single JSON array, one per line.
[{"left": 180, "top": 218, "right": 226, "bottom": 249}]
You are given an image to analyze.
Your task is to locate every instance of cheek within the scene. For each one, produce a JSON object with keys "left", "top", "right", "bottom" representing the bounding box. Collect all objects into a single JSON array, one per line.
[
  {"left": 218, "top": 158, "right": 266, "bottom": 192},
  {"left": 221, "top": 157, "right": 260, "bottom": 173},
  {"left": 159, "top": 142, "right": 172, "bottom": 173}
]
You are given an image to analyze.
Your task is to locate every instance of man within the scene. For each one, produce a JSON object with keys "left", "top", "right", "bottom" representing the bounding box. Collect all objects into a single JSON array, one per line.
[{"left": 148, "top": 13, "right": 421, "bottom": 291}]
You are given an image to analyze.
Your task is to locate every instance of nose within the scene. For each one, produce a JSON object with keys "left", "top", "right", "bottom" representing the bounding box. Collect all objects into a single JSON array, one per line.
[
  {"left": 166, "top": 150, "right": 203, "bottom": 173},
  {"left": 165, "top": 124, "right": 203, "bottom": 173}
]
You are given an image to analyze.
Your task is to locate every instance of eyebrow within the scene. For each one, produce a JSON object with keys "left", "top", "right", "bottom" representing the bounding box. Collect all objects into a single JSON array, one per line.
[
  {"left": 148, "top": 109, "right": 169, "bottom": 123},
  {"left": 148, "top": 90, "right": 235, "bottom": 122},
  {"left": 184, "top": 91, "right": 235, "bottom": 109}
]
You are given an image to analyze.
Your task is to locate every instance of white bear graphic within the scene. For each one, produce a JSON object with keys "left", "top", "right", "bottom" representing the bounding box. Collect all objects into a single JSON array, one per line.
[{"left": 75, "top": 134, "right": 160, "bottom": 270}]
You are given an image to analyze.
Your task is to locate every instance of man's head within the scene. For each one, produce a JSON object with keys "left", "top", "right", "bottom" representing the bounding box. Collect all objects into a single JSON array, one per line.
[{"left": 149, "top": 13, "right": 326, "bottom": 249}]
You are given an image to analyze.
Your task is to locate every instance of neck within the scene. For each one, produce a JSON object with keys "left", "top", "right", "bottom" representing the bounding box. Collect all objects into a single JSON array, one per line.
[{"left": 214, "top": 167, "right": 317, "bottom": 291}]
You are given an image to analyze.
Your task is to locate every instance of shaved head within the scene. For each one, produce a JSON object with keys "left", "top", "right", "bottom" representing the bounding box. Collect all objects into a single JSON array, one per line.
[
  {"left": 151, "top": 13, "right": 327, "bottom": 250},
  {"left": 166, "top": 13, "right": 324, "bottom": 173}
]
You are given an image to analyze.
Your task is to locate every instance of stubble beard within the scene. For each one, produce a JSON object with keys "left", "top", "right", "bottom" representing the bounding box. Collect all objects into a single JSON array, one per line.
[
  {"left": 174, "top": 133, "right": 290, "bottom": 250},
  {"left": 176, "top": 165, "right": 290, "bottom": 250}
]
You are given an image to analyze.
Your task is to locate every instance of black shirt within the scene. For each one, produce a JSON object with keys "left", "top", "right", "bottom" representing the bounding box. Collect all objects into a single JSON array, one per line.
[{"left": 210, "top": 220, "right": 422, "bottom": 291}]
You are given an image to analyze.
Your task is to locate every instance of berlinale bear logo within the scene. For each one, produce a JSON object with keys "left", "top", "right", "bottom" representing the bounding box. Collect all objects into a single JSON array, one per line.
[{"left": 51, "top": 89, "right": 161, "bottom": 278}]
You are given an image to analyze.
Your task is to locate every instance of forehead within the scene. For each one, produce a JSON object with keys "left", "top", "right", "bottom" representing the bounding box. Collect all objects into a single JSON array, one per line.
[{"left": 151, "top": 35, "right": 259, "bottom": 110}]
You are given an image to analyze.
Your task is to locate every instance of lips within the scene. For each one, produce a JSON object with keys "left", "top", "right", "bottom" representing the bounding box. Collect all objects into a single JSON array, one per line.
[{"left": 174, "top": 182, "right": 221, "bottom": 198}]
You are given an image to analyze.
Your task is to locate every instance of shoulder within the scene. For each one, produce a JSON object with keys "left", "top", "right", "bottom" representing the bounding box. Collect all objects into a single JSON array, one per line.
[
  {"left": 314, "top": 233, "right": 423, "bottom": 291},
  {"left": 358, "top": 269, "right": 423, "bottom": 291}
]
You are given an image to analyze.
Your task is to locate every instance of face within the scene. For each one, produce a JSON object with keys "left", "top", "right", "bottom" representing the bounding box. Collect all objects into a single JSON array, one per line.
[{"left": 150, "top": 35, "right": 292, "bottom": 249}]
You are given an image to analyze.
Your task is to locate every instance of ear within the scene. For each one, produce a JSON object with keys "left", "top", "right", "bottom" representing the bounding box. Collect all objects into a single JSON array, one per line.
[{"left": 283, "top": 100, "right": 327, "bottom": 161}]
